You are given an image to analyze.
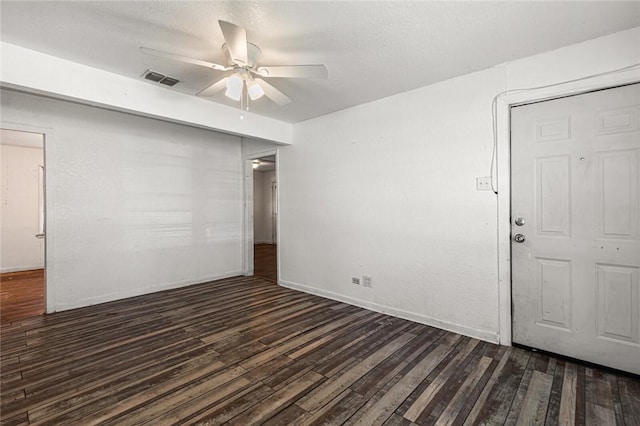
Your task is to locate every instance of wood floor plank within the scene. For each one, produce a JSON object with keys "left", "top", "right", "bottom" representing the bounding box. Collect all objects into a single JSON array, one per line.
[
  {"left": 575, "top": 364, "right": 587, "bottom": 425},
  {"left": 435, "top": 355, "right": 494, "bottom": 425},
  {"left": 0, "top": 269, "right": 45, "bottom": 324},
  {"left": 27, "top": 350, "right": 224, "bottom": 424},
  {"left": 349, "top": 327, "right": 444, "bottom": 397},
  {"left": 153, "top": 376, "right": 254, "bottom": 425},
  {"left": 68, "top": 357, "right": 231, "bottom": 425},
  {"left": 110, "top": 366, "right": 249, "bottom": 426},
  {"left": 463, "top": 347, "right": 512, "bottom": 425},
  {"left": 254, "top": 244, "right": 277, "bottom": 283},
  {"left": 514, "top": 370, "right": 554, "bottom": 425},
  {"left": 618, "top": 376, "right": 640, "bottom": 426},
  {"left": 543, "top": 360, "right": 565, "bottom": 426},
  {"left": 585, "top": 373, "right": 617, "bottom": 426},
  {"left": 461, "top": 347, "right": 531, "bottom": 425},
  {"left": 383, "top": 413, "right": 418, "bottom": 426},
  {"left": 297, "top": 332, "right": 416, "bottom": 412},
  {"left": 0, "top": 275, "right": 637, "bottom": 426},
  {"left": 504, "top": 352, "right": 538, "bottom": 426},
  {"left": 226, "top": 370, "right": 324, "bottom": 424},
  {"left": 181, "top": 382, "right": 274, "bottom": 426},
  {"left": 606, "top": 372, "right": 627, "bottom": 426},
  {"left": 300, "top": 389, "right": 367, "bottom": 426},
  {"left": 402, "top": 338, "right": 479, "bottom": 422},
  {"left": 0, "top": 412, "right": 29, "bottom": 426},
  {"left": 348, "top": 343, "right": 452, "bottom": 425},
  {"left": 557, "top": 362, "right": 578, "bottom": 426},
  {"left": 413, "top": 338, "right": 488, "bottom": 425},
  {"left": 240, "top": 309, "right": 374, "bottom": 372},
  {"left": 261, "top": 402, "right": 309, "bottom": 426}
]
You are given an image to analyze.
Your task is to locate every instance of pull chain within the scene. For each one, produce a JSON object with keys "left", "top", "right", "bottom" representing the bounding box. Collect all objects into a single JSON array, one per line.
[{"left": 240, "top": 82, "right": 244, "bottom": 120}]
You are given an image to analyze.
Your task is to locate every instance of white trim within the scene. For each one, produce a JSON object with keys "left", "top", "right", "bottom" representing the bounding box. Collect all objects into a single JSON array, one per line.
[
  {"left": 242, "top": 148, "right": 279, "bottom": 281},
  {"left": 497, "top": 70, "right": 640, "bottom": 346},
  {"left": 0, "top": 265, "right": 44, "bottom": 273},
  {"left": 1, "top": 121, "right": 53, "bottom": 313},
  {"left": 280, "top": 279, "right": 499, "bottom": 344}
]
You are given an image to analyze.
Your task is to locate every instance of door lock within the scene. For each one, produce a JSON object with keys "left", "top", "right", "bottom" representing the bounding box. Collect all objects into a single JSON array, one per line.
[
  {"left": 514, "top": 217, "right": 525, "bottom": 226},
  {"left": 514, "top": 234, "right": 526, "bottom": 243}
]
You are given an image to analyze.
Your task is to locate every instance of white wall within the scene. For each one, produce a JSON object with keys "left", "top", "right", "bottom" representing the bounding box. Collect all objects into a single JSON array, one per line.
[
  {"left": 1, "top": 90, "right": 244, "bottom": 312},
  {"left": 0, "top": 144, "right": 44, "bottom": 272},
  {"left": 253, "top": 170, "right": 276, "bottom": 244},
  {"left": 280, "top": 27, "right": 640, "bottom": 343}
]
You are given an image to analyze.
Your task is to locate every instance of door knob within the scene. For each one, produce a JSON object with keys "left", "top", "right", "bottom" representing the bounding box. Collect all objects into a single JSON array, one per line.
[
  {"left": 514, "top": 234, "right": 526, "bottom": 243},
  {"left": 514, "top": 217, "right": 525, "bottom": 226}
]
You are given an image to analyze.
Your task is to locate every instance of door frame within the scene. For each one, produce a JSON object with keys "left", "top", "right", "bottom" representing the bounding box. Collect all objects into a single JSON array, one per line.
[
  {"left": 497, "top": 68, "right": 640, "bottom": 345},
  {"left": 242, "top": 148, "right": 279, "bottom": 281},
  {"left": 271, "top": 180, "right": 278, "bottom": 244},
  {"left": 1, "top": 121, "right": 55, "bottom": 314}
]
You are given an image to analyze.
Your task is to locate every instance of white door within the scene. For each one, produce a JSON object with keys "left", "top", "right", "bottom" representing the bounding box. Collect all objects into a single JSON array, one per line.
[{"left": 511, "top": 83, "right": 640, "bottom": 374}]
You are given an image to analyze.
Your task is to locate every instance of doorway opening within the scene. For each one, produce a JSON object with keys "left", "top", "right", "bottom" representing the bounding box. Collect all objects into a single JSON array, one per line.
[
  {"left": 0, "top": 128, "right": 46, "bottom": 323},
  {"left": 252, "top": 155, "right": 277, "bottom": 282}
]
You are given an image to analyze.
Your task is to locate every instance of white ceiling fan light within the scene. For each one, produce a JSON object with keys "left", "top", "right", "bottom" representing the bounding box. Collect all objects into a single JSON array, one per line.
[
  {"left": 224, "top": 74, "right": 243, "bottom": 101},
  {"left": 247, "top": 81, "right": 265, "bottom": 100},
  {"left": 140, "top": 19, "right": 328, "bottom": 109}
]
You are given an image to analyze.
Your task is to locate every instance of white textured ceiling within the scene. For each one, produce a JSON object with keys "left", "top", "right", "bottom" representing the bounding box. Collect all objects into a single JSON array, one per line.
[{"left": 1, "top": 1, "right": 639, "bottom": 123}]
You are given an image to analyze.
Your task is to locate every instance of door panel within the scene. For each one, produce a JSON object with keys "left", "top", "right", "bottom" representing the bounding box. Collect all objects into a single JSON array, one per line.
[
  {"left": 511, "top": 83, "right": 640, "bottom": 374},
  {"left": 596, "top": 264, "right": 639, "bottom": 344},
  {"left": 536, "top": 257, "right": 572, "bottom": 330}
]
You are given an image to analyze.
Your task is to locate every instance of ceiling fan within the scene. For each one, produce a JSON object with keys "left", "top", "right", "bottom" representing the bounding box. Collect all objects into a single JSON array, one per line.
[{"left": 141, "top": 20, "right": 328, "bottom": 107}]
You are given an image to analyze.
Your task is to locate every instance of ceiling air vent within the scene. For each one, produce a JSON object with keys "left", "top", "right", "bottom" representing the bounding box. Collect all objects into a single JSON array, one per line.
[{"left": 142, "top": 70, "right": 179, "bottom": 87}]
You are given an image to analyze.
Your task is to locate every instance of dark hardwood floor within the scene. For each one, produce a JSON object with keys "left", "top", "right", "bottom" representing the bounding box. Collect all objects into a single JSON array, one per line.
[
  {"left": 0, "top": 269, "right": 45, "bottom": 324},
  {"left": 1, "top": 275, "right": 638, "bottom": 425},
  {"left": 255, "top": 244, "right": 277, "bottom": 283}
]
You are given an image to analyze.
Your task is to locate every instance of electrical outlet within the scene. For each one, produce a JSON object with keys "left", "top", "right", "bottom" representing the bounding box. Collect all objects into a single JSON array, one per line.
[
  {"left": 363, "top": 275, "right": 372, "bottom": 288},
  {"left": 352, "top": 277, "right": 361, "bottom": 285},
  {"left": 476, "top": 177, "right": 492, "bottom": 191}
]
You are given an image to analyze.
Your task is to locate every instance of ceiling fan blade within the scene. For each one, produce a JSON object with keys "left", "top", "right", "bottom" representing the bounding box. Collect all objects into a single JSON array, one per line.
[
  {"left": 140, "top": 47, "right": 229, "bottom": 71},
  {"left": 256, "top": 65, "right": 328, "bottom": 79},
  {"left": 218, "top": 20, "right": 248, "bottom": 66},
  {"left": 196, "top": 77, "right": 229, "bottom": 97},
  {"left": 254, "top": 79, "right": 292, "bottom": 106}
]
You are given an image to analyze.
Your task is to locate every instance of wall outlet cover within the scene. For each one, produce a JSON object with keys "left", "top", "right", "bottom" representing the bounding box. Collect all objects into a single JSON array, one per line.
[{"left": 363, "top": 275, "right": 372, "bottom": 288}]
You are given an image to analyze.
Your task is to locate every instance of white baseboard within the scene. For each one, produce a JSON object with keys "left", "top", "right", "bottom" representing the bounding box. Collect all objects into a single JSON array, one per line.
[
  {"left": 53, "top": 270, "right": 243, "bottom": 312},
  {"left": 1, "top": 264, "right": 44, "bottom": 273},
  {"left": 279, "top": 279, "right": 499, "bottom": 344}
]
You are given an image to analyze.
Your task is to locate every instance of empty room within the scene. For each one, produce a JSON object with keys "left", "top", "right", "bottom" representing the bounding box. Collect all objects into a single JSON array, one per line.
[{"left": 1, "top": 1, "right": 639, "bottom": 424}]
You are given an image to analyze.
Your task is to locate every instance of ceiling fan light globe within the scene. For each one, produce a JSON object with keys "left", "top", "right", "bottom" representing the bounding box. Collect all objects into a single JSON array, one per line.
[
  {"left": 248, "top": 82, "right": 265, "bottom": 100},
  {"left": 225, "top": 74, "right": 243, "bottom": 101}
]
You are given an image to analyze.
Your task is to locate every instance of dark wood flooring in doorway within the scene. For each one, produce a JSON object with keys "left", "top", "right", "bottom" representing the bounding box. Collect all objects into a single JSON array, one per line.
[
  {"left": 0, "top": 269, "right": 45, "bottom": 324},
  {"left": 1, "top": 276, "right": 638, "bottom": 425},
  {"left": 254, "top": 244, "right": 277, "bottom": 282}
]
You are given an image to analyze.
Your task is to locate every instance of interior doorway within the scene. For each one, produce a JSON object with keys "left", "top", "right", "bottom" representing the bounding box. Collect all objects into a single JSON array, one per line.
[
  {"left": 252, "top": 155, "right": 277, "bottom": 282},
  {"left": 0, "top": 128, "right": 46, "bottom": 323}
]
